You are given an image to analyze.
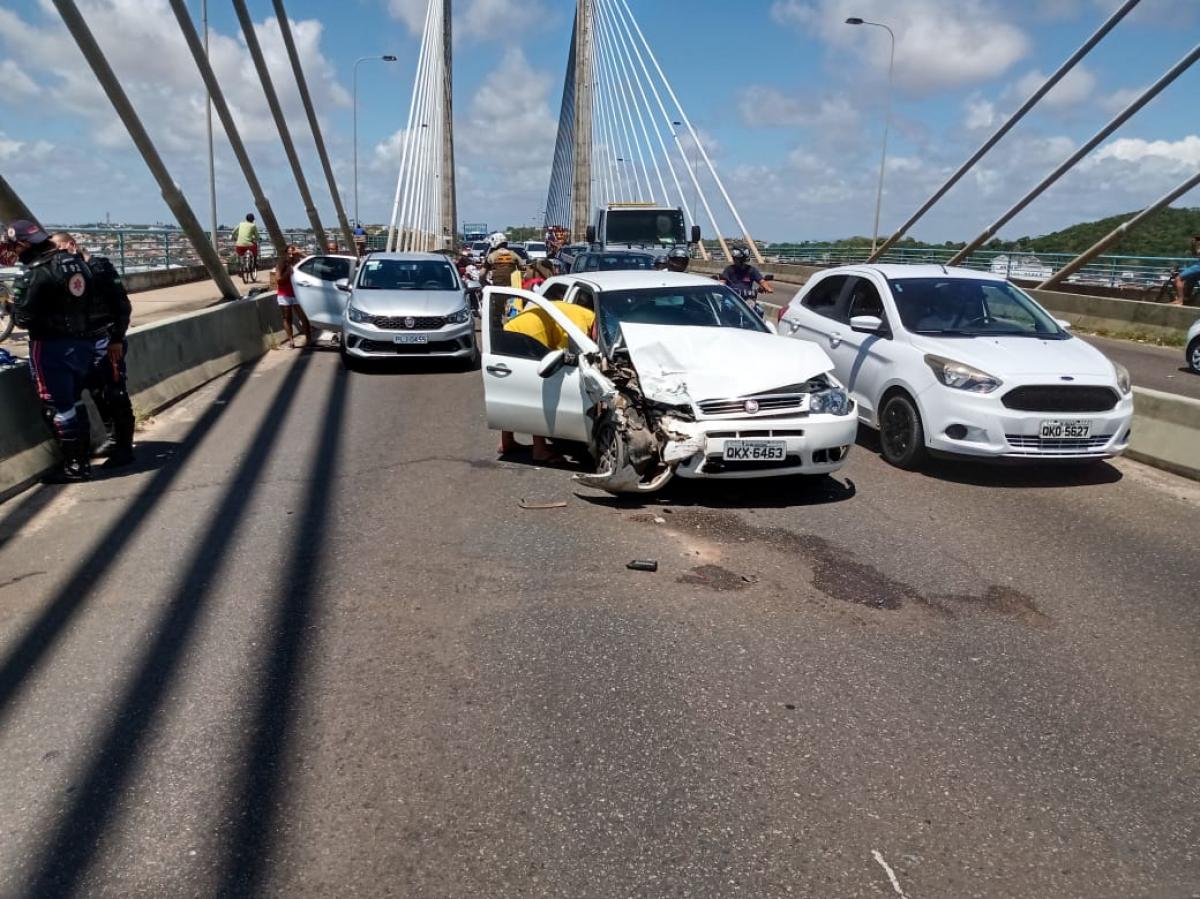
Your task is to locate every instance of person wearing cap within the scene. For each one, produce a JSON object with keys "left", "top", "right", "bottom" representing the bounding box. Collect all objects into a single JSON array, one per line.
[
  {"left": 4, "top": 220, "right": 100, "bottom": 482},
  {"left": 51, "top": 232, "right": 135, "bottom": 468},
  {"left": 1174, "top": 233, "right": 1200, "bottom": 305}
]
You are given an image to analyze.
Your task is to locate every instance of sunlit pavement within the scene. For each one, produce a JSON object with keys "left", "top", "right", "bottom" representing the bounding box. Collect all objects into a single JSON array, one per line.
[{"left": 0, "top": 346, "right": 1197, "bottom": 897}]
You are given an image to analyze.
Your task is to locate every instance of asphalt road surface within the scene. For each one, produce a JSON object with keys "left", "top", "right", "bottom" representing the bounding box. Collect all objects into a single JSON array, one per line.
[
  {"left": 1, "top": 347, "right": 1198, "bottom": 898},
  {"left": 768, "top": 283, "right": 1200, "bottom": 400}
]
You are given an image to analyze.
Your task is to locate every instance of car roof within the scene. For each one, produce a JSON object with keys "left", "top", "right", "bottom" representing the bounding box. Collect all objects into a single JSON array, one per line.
[
  {"left": 566, "top": 270, "right": 717, "bottom": 291},
  {"left": 362, "top": 252, "right": 453, "bottom": 262},
  {"left": 819, "top": 263, "right": 1007, "bottom": 282}
]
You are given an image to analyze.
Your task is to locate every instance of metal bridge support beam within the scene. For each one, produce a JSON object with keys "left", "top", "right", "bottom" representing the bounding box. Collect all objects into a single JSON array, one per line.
[
  {"left": 0, "top": 173, "right": 37, "bottom": 225},
  {"left": 51, "top": 0, "right": 240, "bottom": 300},
  {"left": 1037, "top": 169, "right": 1200, "bottom": 291},
  {"left": 168, "top": 0, "right": 287, "bottom": 259},
  {"left": 272, "top": 0, "right": 355, "bottom": 251},
  {"left": 571, "top": 0, "right": 595, "bottom": 243},
  {"left": 232, "top": 0, "right": 327, "bottom": 249},
  {"left": 440, "top": 0, "right": 457, "bottom": 249}
]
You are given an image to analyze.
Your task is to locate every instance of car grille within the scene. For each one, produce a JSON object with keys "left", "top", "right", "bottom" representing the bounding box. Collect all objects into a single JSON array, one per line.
[
  {"left": 357, "top": 338, "right": 464, "bottom": 355},
  {"left": 702, "top": 454, "right": 804, "bottom": 473},
  {"left": 1001, "top": 385, "right": 1118, "bottom": 412},
  {"left": 1005, "top": 434, "right": 1113, "bottom": 454},
  {"left": 697, "top": 394, "right": 809, "bottom": 417},
  {"left": 369, "top": 314, "right": 447, "bottom": 330}
]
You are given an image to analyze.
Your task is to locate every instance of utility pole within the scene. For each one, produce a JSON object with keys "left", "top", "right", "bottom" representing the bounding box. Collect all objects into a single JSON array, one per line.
[
  {"left": 440, "top": 0, "right": 457, "bottom": 249},
  {"left": 271, "top": 0, "right": 355, "bottom": 252},
  {"left": 0, "top": 173, "right": 37, "bottom": 225},
  {"left": 51, "top": 0, "right": 239, "bottom": 299},
  {"left": 571, "top": 0, "right": 594, "bottom": 243},
  {"left": 232, "top": 0, "right": 327, "bottom": 248},
  {"left": 168, "top": 0, "right": 287, "bottom": 258}
]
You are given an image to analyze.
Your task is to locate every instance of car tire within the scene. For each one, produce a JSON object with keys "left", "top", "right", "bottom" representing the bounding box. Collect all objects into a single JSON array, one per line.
[
  {"left": 878, "top": 393, "right": 927, "bottom": 470},
  {"left": 1187, "top": 336, "right": 1200, "bottom": 375},
  {"left": 340, "top": 347, "right": 361, "bottom": 373},
  {"left": 462, "top": 339, "right": 481, "bottom": 371},
  {"left": 592, "top": 415, "right": 624, "bottom": 474}
]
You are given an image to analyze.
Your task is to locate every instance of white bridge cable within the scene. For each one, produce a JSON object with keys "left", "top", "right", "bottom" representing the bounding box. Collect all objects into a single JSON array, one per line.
[
  {"left": 407, "top": 4, "right": 441, "bottom": 251},
  {"left": 591, "top": 67, "right": 615, "bottom": 208},
  {"left": 603, "top": 0, "right": 705, "bottom": 256},
  {"left": 593, "top": 11, "right": 646, "bottom": 201},
  {"left": 596, "top": 0, "right": 669, "bottom": 208},
  {"left": 593, "top": 4, "right": 653, "bottom": 202},
  {"left": 591, "top": 18, "right": 628, "bottom": 202},
  {"left": 606, "top": 0, "right": 723, "bottom": 260},
  {"left": 387, "top": 0, "right": 434, "bottom": 251},
  {"left": 616, "top": 0, "right": 759, "bottom": 263}
]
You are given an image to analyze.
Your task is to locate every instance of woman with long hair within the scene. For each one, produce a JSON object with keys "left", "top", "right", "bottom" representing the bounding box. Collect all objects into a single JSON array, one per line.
[{"left": 275, "top": 245, "right": 312, "bottom": 348}]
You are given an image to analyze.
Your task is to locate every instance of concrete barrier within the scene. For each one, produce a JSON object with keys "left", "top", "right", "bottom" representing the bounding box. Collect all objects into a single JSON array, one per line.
[
  {"left": 124, "top": 257, "right": 277, "bottom": 294},
  {"left": 0, "top": 295, "right": 283, "bottom": 500},
  {"left": 1127, "top": 387, "right": 1200, "bottom": 480}
]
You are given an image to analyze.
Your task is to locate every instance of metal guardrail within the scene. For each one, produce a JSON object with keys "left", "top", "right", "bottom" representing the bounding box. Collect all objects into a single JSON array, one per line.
[{"left": 737, "top": 244, "right": 1194, "bottom": 294}]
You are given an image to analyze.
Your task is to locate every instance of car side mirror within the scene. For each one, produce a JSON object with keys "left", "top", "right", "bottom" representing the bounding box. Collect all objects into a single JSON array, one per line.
[
  {"left": 690, "top": 224, "right": 701, "bottom": 244},
  {"left": 763, "top": 274, "right": 775, "bottom": 282},
  {"left": 850, "top": 314, "right": 884, "bottom": 334},
  {"left": 1055, "top": 318, "right": 1072, "bottom": 330},
  {"left": 538, "top": 348, "right": 569, "bottom": 378},
  {"left": 335, "top": 278, "right": 351, "bottom": 293}
]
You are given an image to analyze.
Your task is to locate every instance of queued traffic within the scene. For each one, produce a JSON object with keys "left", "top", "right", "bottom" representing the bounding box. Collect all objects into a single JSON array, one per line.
[{"left": 278, "top": 204, "right": 1141, "bottom": 495}]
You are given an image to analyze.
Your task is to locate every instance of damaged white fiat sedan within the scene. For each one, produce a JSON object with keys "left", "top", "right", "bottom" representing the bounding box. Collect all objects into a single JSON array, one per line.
[{"left": 481, "top": 271, "right": 859, "bottom": 493}]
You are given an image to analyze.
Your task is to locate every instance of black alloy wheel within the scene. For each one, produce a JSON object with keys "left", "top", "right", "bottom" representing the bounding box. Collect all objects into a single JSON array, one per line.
[{"left": 878, "top": 393, "right": 927, "bottom": 470}]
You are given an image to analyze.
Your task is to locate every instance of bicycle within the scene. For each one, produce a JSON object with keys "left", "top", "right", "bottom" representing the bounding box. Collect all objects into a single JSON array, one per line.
[
  {"left": 1151, "top": 267, "right": 1199, "bottom": 305},
  {"left": 237, "top": 246, "right": 258, "bottom": 285}
]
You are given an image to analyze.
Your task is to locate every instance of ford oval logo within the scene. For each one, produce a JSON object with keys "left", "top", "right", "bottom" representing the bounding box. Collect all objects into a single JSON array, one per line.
[
  {"left": 404, "top": 316, "right": 415, "bottom": 329},
  {"left": 744, "top": 399, "right": 760, "bottom": 414}
]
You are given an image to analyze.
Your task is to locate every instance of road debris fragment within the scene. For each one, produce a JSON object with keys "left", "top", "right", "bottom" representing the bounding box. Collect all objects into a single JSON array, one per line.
[
  {"left": 518, "top": 499, "right": 568, "bottom": 510},
  {"left": 626, "top": 559, "right": 658, "bottom": 572}
]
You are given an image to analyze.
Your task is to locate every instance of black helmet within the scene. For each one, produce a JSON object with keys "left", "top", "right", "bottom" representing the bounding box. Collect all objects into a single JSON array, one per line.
[
  {"left": 666, "top": 246, "right": 689, "bottom": 271},
  {"left": 668, "top": 247, "right": 689, "bottom": 261},
  {"left": 730, "top": 246, "right": 750, "bottom": 264},
  {"left": 654, "top": 254, "right": 668, "bottom": 269}
]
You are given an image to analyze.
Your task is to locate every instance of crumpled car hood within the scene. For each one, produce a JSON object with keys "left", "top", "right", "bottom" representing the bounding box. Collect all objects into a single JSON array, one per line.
[{"left": 618, "top": 322, "right": 835, "bottom": 404}]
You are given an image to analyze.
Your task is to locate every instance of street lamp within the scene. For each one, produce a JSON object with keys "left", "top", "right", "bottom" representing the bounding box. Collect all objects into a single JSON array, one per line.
[
  {"left": 353, "top": 54, "right": 398, "bottom": 225},
  {"left": 846, "top": 16, "right": 894, "bottom": 256}
]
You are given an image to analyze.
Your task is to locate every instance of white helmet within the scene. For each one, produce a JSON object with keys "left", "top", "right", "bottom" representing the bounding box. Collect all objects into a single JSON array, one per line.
[{"left": 489, "top": 231, "right": 508, "bottom": 249}]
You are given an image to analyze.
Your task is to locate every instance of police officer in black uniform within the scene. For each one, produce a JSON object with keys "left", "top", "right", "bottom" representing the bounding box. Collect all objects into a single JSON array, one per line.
[
  {"left": 51, "top": 232, "right": 135, "bottom": 467},
  {"left": 4, "top": 220, "right": 99, "bottom": 482}
]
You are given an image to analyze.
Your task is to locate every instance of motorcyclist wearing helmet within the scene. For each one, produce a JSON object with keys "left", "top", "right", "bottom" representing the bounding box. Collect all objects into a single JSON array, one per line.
[
  {"left": 719, "top": 246, "right": 773, "bottom": 296},
  {"left": 484, "top": 231, "right": 524, "bottom": 289},
  {"left": 666, "top": 246, "right": 690, "bottom": 273},
  {"left": 653, "top": 254, "right": 668, "bottom": 271}
]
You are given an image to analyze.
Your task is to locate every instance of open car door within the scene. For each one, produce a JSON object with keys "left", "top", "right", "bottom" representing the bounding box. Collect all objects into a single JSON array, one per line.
[
  {"left": 291, "top": 254, "right": 357, "bottom": 333},
  {"left": 480, "top": 287, "right": 600, "bottom": 443}
]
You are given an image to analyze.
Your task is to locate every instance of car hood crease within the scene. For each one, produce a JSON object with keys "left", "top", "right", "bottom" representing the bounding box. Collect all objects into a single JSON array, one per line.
[
  {"left": 908, "top": 334, "right": 1117, "bottom": 379},
  {"left": 619, "top": 323, "right": 835, "bottom": 404}
]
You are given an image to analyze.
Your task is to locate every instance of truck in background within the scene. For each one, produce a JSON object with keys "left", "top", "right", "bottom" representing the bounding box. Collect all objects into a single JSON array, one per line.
[{"left": 586, "top": 203, "right": 699, "bottom": 252}]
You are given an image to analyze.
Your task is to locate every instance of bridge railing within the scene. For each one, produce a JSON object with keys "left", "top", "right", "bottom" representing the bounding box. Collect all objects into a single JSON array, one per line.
[{"left": 744, "top": 243, "right": 1194, "bottom": 291}]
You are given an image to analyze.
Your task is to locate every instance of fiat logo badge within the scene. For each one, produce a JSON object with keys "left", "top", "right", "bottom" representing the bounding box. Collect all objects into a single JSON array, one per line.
[
  {"left": 744, "top": 399, "right": 760, "bottom": 414},
  {"left": 404, "top": 316, "right": 415, "bottom": 329}
]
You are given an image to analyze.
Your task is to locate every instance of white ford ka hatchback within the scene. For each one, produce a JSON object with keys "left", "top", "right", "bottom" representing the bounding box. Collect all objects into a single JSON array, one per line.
[{"left": 780, "top": 264, "right": 1134, "bottom": 469}]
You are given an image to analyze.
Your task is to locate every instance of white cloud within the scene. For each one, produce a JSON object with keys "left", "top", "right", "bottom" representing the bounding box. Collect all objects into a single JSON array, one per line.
[
  {"left": 388, "top": 0, "right": 549, "bottom": 40},
  {"left": 739, "top": 87, "right": 861, "bottom": 135},
  {"left": 770, "top": 0, "right": 1029, "bottom": 93},
  {"left": 1099, "top": 85, "right": 1147, "bottom": 114},
  {"left": 1092, "top": 136, "right": 1200, "bottom": 168},
  {"left": 0, "top": 131, "right": 54, "bottom": 161},
  {"left": 1013, "top": 65, "right": 1095, "bottom": 108},
  {"left": 964, "top": 96, "right": 996, "bottom": 131},
  {"left": 0, "top": 58, "right": 35, "bottom": 97}
]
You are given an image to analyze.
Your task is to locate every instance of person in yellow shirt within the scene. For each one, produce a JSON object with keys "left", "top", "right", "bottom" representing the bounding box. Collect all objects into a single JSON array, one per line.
[{"left": 499, "top": 300, "right": 596, "bottom": 463}]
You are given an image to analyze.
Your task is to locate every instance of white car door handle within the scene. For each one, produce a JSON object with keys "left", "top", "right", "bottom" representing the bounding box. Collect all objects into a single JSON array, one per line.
[
  {"left": 829, "top": 332, "right": 843, "bottom": 347},
  {"left": 486, "top": 363, "right": 512, "bottom": 376}
]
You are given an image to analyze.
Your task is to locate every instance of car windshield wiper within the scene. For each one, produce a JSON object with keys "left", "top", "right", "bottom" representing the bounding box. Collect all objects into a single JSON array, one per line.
[{"left": 912, "top": 328, "right": 977, "bottom": 336}]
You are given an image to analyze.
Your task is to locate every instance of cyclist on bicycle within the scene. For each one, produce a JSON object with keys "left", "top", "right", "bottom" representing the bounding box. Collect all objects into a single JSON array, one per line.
[
  {"left": 1174, "top": 233, "right": 1200, "bottom": 305},
  {"left": 233, "top": 213, "right": 259, "bottom": 280}
]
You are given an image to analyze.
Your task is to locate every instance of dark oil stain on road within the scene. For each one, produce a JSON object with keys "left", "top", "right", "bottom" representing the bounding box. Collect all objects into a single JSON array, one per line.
[{"left": 654, "top": 509, "right": 1048, "bottom": 624}]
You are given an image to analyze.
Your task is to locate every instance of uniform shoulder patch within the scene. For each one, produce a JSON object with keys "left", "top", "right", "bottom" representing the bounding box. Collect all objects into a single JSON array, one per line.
[{"left": 67, "top": 273, "right": 87, "bottom": 297}]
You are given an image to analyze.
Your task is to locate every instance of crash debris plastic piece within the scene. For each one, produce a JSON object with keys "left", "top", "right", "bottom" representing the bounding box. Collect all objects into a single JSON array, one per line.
[
  {"left": 626, "top": 559, "right": 658, "bottom": 572},
  {"left": 519, "top": 499, "right": 568, "bottom": 510}
]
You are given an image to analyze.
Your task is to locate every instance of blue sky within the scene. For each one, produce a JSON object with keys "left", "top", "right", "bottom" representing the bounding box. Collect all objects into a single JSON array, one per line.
[{"left": 0, "top": 0, "right": 1197, "bottom": 243}]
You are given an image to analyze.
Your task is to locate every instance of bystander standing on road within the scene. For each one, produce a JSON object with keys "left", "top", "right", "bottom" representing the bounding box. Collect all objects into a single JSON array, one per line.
[
  {"left": 1174, "top": 233, "right": 1200, "bottom": 305},
  {"left": 4, "top": 220, "right": 99, "bottom": 482},
  {"left": 275, "top": 245, "right": 312, "bottom": 349},
  {"left": 354, "top": 223, "right": 368, "bottom": 257},
  {"left": 50, "top": 232, "right": 135, "bottom": 468}
]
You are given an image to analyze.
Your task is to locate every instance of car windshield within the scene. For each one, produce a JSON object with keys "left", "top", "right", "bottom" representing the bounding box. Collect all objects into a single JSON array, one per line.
[
  {"left": 597, "top": 285, "right": 768, "bottom": 347},
  {"left": 471, "top": 242, "right": 488, "bottom": 253},
  {"left": 605, "top": 209, "right": 686, "bottom": 246},
  {"left": 526, "top": 242, "right": 546, "bottom": 252},
  {"left": 579, "top": 253, "right": 656, "bottom": 273},
  {"left": 888, "top": 277, "right": 1066, "bottom": 339},
  {"left": 357, "top": 259, "right": 458, "bottom": 291}
]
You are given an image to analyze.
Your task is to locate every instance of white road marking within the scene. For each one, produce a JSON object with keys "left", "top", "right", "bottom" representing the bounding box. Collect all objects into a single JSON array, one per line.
[{"left": 872, "top": 850, "right": 907, "bottom": 898}]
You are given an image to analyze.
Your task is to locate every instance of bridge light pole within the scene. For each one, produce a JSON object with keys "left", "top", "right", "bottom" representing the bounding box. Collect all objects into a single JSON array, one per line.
[
  {"left": 846, "top": 16, "right": 894, "bottom": 257},
  {"left": 354, "top": 55, "right": 399, "bottom": 226}
]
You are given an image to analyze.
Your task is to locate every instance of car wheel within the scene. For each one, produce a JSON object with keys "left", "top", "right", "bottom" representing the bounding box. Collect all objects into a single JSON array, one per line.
[
  {"left": 462, "top": 339, "right": 481, "bottom": 371},
  {"left": 593, "top": 416, "right": 624, "bottom": 474},
  {"left": 1187, "top": 337, "right": 1200, "bottom": 375},
  {"left": 878, "top": 393, "right": 927, "bottom": 470},
  {"left": 340, "top": 347, "right": 361, "bottom": 372}
]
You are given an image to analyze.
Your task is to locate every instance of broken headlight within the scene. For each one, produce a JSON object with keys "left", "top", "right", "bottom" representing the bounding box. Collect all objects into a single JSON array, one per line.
[{"left": 810, "top": 387, "right": 852, "bottom": 416}]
